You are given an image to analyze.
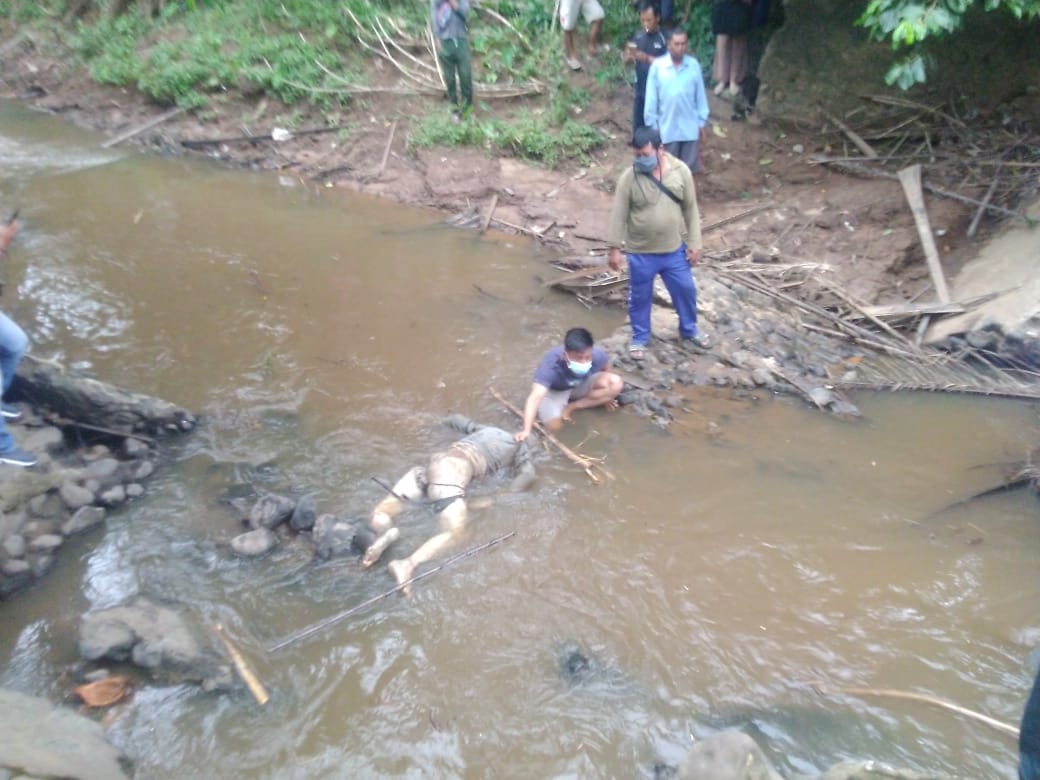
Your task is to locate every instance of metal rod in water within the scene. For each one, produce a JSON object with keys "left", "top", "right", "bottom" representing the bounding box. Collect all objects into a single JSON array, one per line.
[{"left": 267, "top": 530, "right": 516, "bottom": 653}]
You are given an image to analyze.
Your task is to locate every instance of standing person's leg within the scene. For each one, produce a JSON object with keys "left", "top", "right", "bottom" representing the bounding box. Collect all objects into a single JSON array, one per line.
[
  {"left": 438, "top": 40, "right": 460, "bottom": 109},
  {"left": 457, "top": 38, "right": 473, "bottom": 114},
  {"left": 657, "top": 244, "right": 701, "bottom": 339},
  {"left": 664, "top": 140, "right": 700, "bottom": 173},
  {"left": 560, "top": 0, "right": 582, "bottom": 68},
  {"left": 363, "top": 465, "right": 427, "bottom": 567},
  {"left": 633, "top": 91, "right": 646, "bottom": 131},
  {"left": 583, "top": 0, "right": 605, "bottom": 53},
  {"left": 0, "top": 312, "right": 28, "bottom": 402},
  {"left": 627, "top": 252, "right": 661, "bottom": 351},
  {"left": 729, "top": 33, "right": 748, "bottom": 92},
  {"left": 387, "top": 454, "right": 473, "bottom": 593},
  {"left": 712, "top": 34, "right": 731, "bottom": 94}
]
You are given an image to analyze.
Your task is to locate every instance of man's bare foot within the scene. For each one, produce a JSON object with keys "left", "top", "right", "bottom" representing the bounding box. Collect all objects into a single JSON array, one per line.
[
  {"left": 604, "top": 399, "right": 619, "bottom": 411},
  {"left": 361, "top": 527, "right": 399, "bottom": 568},
  {"left": 388, "top": 558, "right": 416, "bottom": 596}
]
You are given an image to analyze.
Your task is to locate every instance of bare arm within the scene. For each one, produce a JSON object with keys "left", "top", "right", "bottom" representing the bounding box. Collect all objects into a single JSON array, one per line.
[
  {"left": 515, "top": 383, "right": 548, "bottom": 442},
  {"left": 0, "top": 218, "right": 19, "bottom": 255}
]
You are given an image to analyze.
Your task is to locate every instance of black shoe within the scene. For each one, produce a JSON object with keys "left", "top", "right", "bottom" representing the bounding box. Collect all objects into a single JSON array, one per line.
[
  {"left": 0, "top": 447, "right": 36, "bottom": 467},
  {"left": 1, "top": 403, "right": 21, "bottom": 420}
]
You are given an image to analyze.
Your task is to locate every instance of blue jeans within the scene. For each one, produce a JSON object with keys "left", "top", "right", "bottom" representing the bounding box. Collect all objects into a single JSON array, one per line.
[
  {"left": 0, "top": 311, "right": 28, "bottom": 453},
  {"left": 626, "top": 245, "right": 699, "bottom": 346}
]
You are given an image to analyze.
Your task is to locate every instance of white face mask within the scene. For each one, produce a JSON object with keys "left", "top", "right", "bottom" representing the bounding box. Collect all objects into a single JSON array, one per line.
[{"left": 567, "top": 359, "right": 592, "bottom": 376}]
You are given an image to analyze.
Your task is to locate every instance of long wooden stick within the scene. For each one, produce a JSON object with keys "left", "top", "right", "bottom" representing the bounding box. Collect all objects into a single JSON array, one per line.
[
  {"left": 268, "top": 531, "right": 515, "bottom": 652},
  {"left": 479, "top": 193, "right": 499, "bottom": 234},
  {"left": 898, "top": 164, "right": 950, "bottom": 304},
  {"left": 811, "top": 682, "right": 1019, "bottom": 739},
  {"left": 101, "top": 107, "right": 184, "bottom": 149},
  {"left": 213, "top": 624, "right": 270, "bottom": 705},
  {"left": 488, "top": 386, "right": 614, "bottom": 483},
  {"left": 824, "top": 111, "right": 878, "bottom": 159},
  {"left": 376, "top": 120, "right": 397, "bottom": 179}
]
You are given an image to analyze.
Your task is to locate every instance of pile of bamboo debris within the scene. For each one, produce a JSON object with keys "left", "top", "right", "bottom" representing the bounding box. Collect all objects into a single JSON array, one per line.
[
  {"left": 811, "top": 95, "right": 1039, "bottom": 235},
  {"left": 287, "top": 8, "right": 545, "bottom": 100},
  {"left": 712, "top": 257, "right": 1040, "bottom": 401}
]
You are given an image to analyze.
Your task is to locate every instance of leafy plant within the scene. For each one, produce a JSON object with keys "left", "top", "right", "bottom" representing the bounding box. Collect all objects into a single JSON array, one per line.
[{"left": 858, "top": 0, "right": 1040, "bottom": 88}]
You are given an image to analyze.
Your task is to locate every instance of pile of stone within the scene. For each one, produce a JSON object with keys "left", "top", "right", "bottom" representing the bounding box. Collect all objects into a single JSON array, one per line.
[
  {"left": 228, "top": 490, "right": 368, "bottom": 560},
  {"left": 0, "top": 418, "right": 163, "bottom": 598}
]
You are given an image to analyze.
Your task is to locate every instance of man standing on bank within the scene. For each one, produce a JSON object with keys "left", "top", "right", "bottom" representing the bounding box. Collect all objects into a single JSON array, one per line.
[
  {"left": 431, "top": 0, "right": 473, "bottom": 121},
  {"left": 514, "top": 327, "right": 624, "bottom": 442},
  {"left": 607, "top": 126, "right": 710, "bottom": 361},
  {"left": 623, "top": 0, "right": 667, "bottom": 132},
  {"left": 0, "top": 214, "right": 35, "bottom": 467},
  {"left": 643, "top": 26, "right": 710, "bottom": 173}
]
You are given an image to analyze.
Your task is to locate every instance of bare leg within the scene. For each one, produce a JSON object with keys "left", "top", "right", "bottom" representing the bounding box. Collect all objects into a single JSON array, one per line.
[
  {"left": 562, "top": 372, "right": 624, "bottom": 419},
  {"left": 587, "top": 19, "right": 603, "bottom": 54},
  {"left": 729, "top": 34, "right": 748, "bottom": 92},
  {"left": 388, "top": 498, "right": 467, "bottom": 596},
  {"left": 713, "top": 34, "right": 730, "bottom": 94},
  {"left": 363, "top": 466, "right": 425, "bottom": 567},
  {"left": 387, "top": 455, "right": 471, "bottom": 595},
  {"left": 564, "top": 29, "right": 577, "bottom": 61}
]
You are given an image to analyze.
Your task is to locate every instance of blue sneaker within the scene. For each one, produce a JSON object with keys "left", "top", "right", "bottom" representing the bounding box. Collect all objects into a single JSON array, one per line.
[
  {"left": 0, "top": 447, "right": 36, "bottom": 467},
  {"left": 1, "top": 403, "right": 21, "bottom": 420}
]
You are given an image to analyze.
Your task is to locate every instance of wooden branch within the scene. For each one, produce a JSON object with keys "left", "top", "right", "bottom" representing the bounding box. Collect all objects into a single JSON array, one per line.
[
  {"left": 702, "top": 203, "right": 776, "bottom": 233},
  {"left": 489, "top": 386, "right": 614, "bottom": 483},
  {"left": 811, "top": 157, "right": 1028, "bottom": 221},
  {"left": 181, "top": 124, "right": 349, "bottom": 149},
  {"left": 898, "top": 164, "right": 950, "bottom": 303},
  {"left": 102, "top": 107, "right": 184, "bottom": 149},
  {"left": 967, "top": 166, "right": 1001, "bottom": 238},
  {"left": 543, "top": 264, "right": 613, "bottom": 288},
  {"left": 859, "top": 301, "right": 966, "bottom": 319},
  {"left": 376, "top": 120, "right": 397, "bottom": 179},
  {"left": 212, "top": 624, "right": 270, "bottom": 706},
  {"left": 810, "top": 681, "right": 1019, "bottom": 739},
  {"left": 479, "top": 193, "right": 499, "bottom": 234},
  {"left": 823, "top": 111, "right": 877, "bottom": 159}
]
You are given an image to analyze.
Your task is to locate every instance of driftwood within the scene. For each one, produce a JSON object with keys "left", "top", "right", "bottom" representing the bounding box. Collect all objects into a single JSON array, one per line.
[
  {"left": 488, "top": 386, "right": 614, "bottom": 483},
  {"left": 376, "top": 120, "right": 397, "bottom": 179},
  {"left": 859, "top": 301, "right": 967, "bottom": 319},
  {"left": 268, "top": 531, "right": 516, "bottom": 652},
  {"left": 810, "top": 681, "right": 1019, "bottom": 739},
  {"left": 180, "top": 125, "right": 349, "bottom": 150},
  {"left": 898, "top": 164, "right": 950, "bottom": 304},
  {"left": 15, "top": 358, "right": 195, "bottom": 436},
  {"left": 101, "top": 107, "right": 184, "bottom": 149},
  {"left": 212, "top": 624, "right": 269, "bottom": 706},
  {"left": 480, "top": 193, "right": 499, "bottom": 234},
  {"left": 824, "top": 111, "right": 878, "bottom": 159}
]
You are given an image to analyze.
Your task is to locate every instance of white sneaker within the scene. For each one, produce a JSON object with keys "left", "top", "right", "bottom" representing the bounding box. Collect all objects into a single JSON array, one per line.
[{"left": 566, "top": 56, "right": 582, "bottom": 71}]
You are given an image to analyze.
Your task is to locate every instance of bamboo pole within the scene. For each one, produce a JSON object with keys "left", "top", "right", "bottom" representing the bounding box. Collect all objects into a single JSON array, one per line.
[
  {"left": 488, "top": 386, "right": 614, "bottom": 483},
  {"left": 268, "top": 531, "right": 515, "bottom": 652},
  {"left": 811, "top": 681, "right": 1019, "bottom": 739},
  {"left": 213, "top": 624, "right": 270, "bottom": 706}
]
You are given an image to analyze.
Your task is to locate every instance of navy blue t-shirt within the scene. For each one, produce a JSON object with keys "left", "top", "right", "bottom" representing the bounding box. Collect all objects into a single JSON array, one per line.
[
  {"left": 631, "top": 27, "right": 667, "bottom": 96},
  {"left": 533, "top": 346, "right": 609, "bottom": 391}
]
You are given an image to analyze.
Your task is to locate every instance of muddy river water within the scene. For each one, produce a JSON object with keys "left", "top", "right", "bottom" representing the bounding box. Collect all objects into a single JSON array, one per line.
[{"left": 1, "top": 101, "right": 1038, "bottom": 778}]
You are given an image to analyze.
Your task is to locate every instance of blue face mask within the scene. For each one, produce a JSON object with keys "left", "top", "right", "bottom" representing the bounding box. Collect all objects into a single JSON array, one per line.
[
  {"left": 633, "top": 154, "right": 658, "bottom": 174},
  {"left": 567, "top": 360, "right": 592, "bottom": 376}
]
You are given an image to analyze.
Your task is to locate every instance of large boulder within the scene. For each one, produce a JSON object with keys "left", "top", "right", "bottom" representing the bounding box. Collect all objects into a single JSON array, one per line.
[
  {"left": 0, "top": 687, "right": 128, "bottom": 779},
  {"left": 678, "top": 730, "right": 783, "bottom": 780},
  {"left": 78, "top": 597, "right": 231, "bottom": 689}
]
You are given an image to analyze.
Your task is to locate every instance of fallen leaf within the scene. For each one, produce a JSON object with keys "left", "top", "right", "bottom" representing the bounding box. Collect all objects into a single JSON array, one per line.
[
  {"left": 758, "top": 158, "right": 773, "bottom": 166},
  {"left": 74, "top": 675, "right": 133, "bottom": 708},
  {"left": 711, "top": 122, "right": 727, "bottom": 138}
]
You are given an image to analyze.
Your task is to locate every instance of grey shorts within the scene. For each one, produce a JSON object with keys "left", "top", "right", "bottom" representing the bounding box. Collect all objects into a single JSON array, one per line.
[{"left": 537, "top": 372, "right": 602, "bottom": 422}]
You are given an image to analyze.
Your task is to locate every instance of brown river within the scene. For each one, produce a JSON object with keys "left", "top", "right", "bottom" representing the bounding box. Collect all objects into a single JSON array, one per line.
[{"left": 1, "top": 100, "right": 1038, "bottom": 779}]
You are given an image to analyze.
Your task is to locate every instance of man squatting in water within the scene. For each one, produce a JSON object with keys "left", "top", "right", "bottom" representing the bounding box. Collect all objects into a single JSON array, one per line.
[{"left": 360, "top": 414, "right": 536, "bottom": 592}]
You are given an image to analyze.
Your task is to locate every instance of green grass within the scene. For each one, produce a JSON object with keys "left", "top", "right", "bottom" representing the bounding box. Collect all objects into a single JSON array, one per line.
[{"left": 5, "top": 0, "right": 715, "bottom": 164}]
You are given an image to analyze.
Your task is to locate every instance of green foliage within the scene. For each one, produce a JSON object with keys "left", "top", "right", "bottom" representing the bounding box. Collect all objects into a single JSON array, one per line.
[
  {"left": 858, "top": 0, "right": 1040, "bottom": 88},
  {"left": 410, "top": 109, "right": 604, "bottom": 168}
]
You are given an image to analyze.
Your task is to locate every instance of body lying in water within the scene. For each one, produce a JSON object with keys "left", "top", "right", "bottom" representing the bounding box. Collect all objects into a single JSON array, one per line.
[{"left": 361, "top": 415, "right": 536, "bottom": 593}]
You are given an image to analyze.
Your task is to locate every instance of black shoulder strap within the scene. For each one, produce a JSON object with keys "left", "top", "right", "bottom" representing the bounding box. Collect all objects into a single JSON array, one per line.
[{"left": 638, "top": 170, "right": 683, "bottom": 205}]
